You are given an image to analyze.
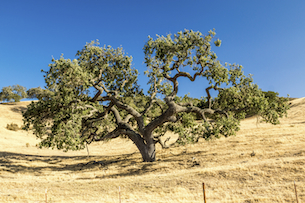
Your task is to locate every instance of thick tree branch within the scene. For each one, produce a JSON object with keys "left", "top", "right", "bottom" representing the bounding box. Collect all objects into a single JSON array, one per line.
[
  {"left": 92, "top": 120, "right": 148, "bottom": 160},
  {"left": 145, "top": 101, "right": 179, "bottom": 133},
  {"left": 85, "top": 102, "right": 114, "bottom": 123},
  {"left": 91, "top": 90, "right": 102, "bottom": 102},
  {"left": 93, "top": 128, "right": 123, "bottom": 141},
  {"left": 177, "top": 104, "right": 229, "bottom": 120},
  {"left": 110, "top": 106, "right": 122, "bottom": 124},
  {"left": 93, "top": 81, "right": 119, "bottom": 98},
  {"left": 177, "top": 102, "right": 193, "bottom": 107},
  {"left": 205, "top": 84, "right": 223, "bottom": 108},
  {"left": 123, "top": 114, "right": 133, "bottom": 123},
  {"left": 104, "top": 96, "right": 145, "bottom": 134}
]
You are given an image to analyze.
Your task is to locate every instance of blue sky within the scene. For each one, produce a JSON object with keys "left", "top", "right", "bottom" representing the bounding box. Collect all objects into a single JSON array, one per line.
[{"left": 0, "top": 0, "right": 304, "bottom": 100}]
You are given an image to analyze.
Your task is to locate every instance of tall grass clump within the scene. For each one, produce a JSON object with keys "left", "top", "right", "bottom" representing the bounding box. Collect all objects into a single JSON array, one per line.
[{"left": 6, "top": 123, "right": 21, "bottom": 131}]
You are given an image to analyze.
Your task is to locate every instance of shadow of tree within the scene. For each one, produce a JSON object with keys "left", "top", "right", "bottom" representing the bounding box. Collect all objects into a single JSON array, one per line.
[
  {"left": 291, "top": 121, "right": 305, "bottom": 124},
  {"left": 0, "top": 102, "right": 17, "bottom": 106},
  {"left": 0, "top": 151, "right": 141, "bottom": 174},
  {"left": 0, "top": 149, "right": 210, "bottom": 177},
  {"left": 10, "top": 106, "right": 27, "bottom": 114}
]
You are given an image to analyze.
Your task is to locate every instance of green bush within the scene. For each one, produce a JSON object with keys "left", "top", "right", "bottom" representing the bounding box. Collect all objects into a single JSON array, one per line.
[{"left": 197, "top": 90, "right": 289, "bottom": 119}]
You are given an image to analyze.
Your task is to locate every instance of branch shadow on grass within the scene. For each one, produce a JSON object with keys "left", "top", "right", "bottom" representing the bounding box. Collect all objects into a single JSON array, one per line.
[
  {"left": 0, "top": 151, "right": 141, "bottom": 175},
  {"left": 0, "top": 149, "right": 210, "bottom": 177},
  {"left": 10, "top": 106, "right": 27, "bottom": 114}
]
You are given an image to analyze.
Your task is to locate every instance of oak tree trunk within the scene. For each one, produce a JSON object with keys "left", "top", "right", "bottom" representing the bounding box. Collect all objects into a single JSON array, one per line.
[{"left": 132, "top": 132, "right": 156, "bottom": 162}]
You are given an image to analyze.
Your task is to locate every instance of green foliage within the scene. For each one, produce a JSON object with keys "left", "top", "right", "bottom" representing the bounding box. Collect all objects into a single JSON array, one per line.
[
  {"left": 27, "top": 87, "right": 54, "bottom": 100},
  {"left": 0, "top": 85, "right": 27, "bottom": 102},
  {"left": 142, "top": 29, "right": 289, "bottom": 145},
  {"left": 196, "top": 90, "right": 290, "bottom": 122},
  {"left": 23, "top": 41, "right": 141, "bottom": 151},
  {"left": 22, "top": 29, "right": 289, "bottom": 162},
  {"left": 214, "top": 39, "right": 221, "bottom": 47},
  {"left": 259, "top": 91, "right": 289, "bottom": 124}
]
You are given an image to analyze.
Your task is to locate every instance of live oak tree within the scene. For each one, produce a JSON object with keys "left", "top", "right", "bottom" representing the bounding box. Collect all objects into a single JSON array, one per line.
[
  {"left": 23, "top": 29, "right": 289, "bottom": 162},
  {"left": 27, "top": 87, "right": 54, "bottom": 100},
  {"left": 0, "top": 85, "right": 27, "bottom": 103}
]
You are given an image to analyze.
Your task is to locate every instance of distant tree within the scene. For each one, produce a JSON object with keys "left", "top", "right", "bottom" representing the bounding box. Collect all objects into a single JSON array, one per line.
[
  {"left": 0, "top": 85, "right": 27, "bottom": 103},
  {"left": 27, "top": 87, "right": 54, "bottom": 100},
  {"left": 23, "top": 29, "right": 289, "bottom": 162}
]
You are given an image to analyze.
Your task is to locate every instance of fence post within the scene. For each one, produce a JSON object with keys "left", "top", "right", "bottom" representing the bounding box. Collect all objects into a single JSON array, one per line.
[
  {"left": 119, "top": 186, "right": 121, "bottom": 203},
  {"left": 294, "top": 181, "right": 299, "bottom": 203},
  {"left": 45, "top": 188, "right": 48, "bottom": 203},
  {"left": 203, "top": 183, "right": 206, "bottom": 203}
]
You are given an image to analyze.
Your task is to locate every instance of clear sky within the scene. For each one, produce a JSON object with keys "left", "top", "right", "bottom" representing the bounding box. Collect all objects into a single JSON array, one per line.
[{"left": 1, "top": 0, "right": 304, "bottom": 100}]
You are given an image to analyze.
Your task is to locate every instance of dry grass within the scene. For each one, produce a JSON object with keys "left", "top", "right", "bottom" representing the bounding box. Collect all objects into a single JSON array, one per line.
[
  {"left": 6, "top": 123, "right": 21, "bottom": 131},
  {"left": 0, "top": 99, "right": 304, "bottom": 202}
]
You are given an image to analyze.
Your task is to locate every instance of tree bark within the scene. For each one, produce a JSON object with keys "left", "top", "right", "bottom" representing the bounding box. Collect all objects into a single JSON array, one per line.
[
  {"left": 125, "top": 130, "right": 156, "bottom": 162},
  {"left": 138, "top": 143, "right": 156, "bottom": 162},
  {"left": 143, "top": 134, "right": 156, "bottom": 162},
  {"left": 137, "top": 133, "right": 155, "bottom": 162}
]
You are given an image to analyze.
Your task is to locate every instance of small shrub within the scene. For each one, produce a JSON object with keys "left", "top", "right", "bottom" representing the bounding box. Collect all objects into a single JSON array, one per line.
[{"left": 6, "top": 123, "right": 20, "bottom": 131}]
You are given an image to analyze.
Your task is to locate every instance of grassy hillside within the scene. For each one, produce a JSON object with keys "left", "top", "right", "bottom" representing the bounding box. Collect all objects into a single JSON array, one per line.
[{"left": 0, "top": 99, "right": 304, "bottom": 202}]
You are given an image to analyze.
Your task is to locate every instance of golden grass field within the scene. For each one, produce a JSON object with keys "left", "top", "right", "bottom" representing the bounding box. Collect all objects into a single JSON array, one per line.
[{"left": 0, "top": 99, "right": 304, "bottom": 203}]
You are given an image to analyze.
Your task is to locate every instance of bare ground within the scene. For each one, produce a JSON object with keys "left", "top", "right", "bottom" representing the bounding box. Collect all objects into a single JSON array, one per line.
[{"left": 0, "top": 99, "right": 304, "bottom": 202}]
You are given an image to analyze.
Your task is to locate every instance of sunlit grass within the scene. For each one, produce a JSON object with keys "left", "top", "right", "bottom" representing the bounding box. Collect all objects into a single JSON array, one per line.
[{"left": 0, "top": 100, "right": 304, "bottom": 202}]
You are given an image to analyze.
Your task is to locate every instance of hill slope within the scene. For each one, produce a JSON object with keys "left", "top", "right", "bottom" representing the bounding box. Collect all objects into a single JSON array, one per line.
[{"left": 0, "top": 99, "right": 304, "bottom": 202}]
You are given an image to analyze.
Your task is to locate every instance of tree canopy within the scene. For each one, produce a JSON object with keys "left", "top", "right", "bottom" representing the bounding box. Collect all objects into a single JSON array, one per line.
[
  {"left": 0, "top": 85, "right": 27, "bottom": 103},
  {"left": 23, "top": 29, "right": 289, "bottom": 162},
  {"left": 27, "top": 86, "right": 54, "bottom": 101}
]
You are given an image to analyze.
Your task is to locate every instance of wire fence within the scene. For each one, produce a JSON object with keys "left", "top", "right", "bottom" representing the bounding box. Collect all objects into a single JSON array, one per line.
[{"left": 1, "top": 181, "right": 301, "bottom": 203}]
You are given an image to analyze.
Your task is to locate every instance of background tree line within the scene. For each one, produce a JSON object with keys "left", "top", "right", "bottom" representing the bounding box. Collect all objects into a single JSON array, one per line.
[{"left": 0, "top": 85, "right": 53, "bottom": 103}]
